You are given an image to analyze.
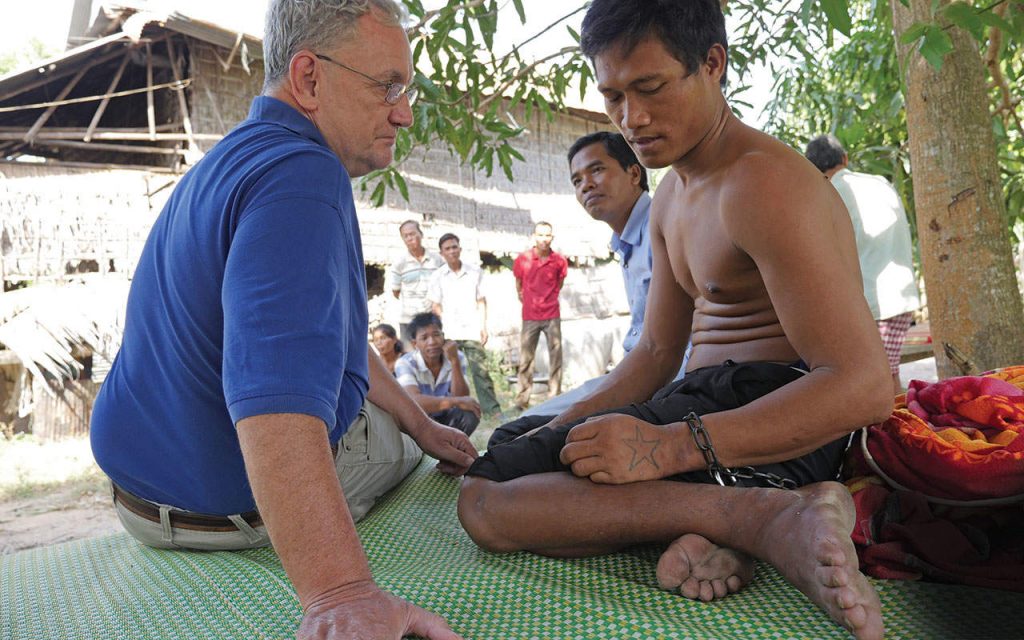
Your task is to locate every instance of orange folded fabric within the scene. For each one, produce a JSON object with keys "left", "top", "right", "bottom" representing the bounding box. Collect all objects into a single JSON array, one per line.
[{"left": 864, "top": 367, "right": 1024, "bottom": 501}]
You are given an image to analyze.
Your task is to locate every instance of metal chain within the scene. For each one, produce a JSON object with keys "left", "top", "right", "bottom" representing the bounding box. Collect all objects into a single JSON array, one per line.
[{"left": 683, "top": 412, "right": 798, "bottom": 490}]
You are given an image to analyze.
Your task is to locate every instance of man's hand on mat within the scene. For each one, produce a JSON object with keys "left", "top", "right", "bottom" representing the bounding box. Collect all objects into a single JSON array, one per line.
[
  {"left": 560, "top": 414, "right": 682, "bottom": 484},
  {"left": 298, "top": 580, "right": 462, "bottom": 639},
  {"left": 416, "top": 421, "right": 478, "bottom": 476}
]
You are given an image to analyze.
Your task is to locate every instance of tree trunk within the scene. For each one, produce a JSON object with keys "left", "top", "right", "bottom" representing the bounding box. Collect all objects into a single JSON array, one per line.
[{"left": 891, "top": 0, "right": 1024, "bottom": 378}]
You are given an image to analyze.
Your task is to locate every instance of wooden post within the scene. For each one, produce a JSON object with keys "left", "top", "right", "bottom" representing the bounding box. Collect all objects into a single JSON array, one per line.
[
  {"left": 85, "top": 53, "right": 131, "bottom": 143},
  {"left": 146, "top": 42, "right": 156, "bottom": 141},
  {"left": 35, "top": 139, "right": 187, "bottom": 155},
  {"left": 0, "top": 131, "right": 222, "bottom": 142},
  {"left": 23, "top": 65, "right": 91, "bottom": 143},
  {"left": 164, "top": 37, "right": 197, "bottom": 153}
]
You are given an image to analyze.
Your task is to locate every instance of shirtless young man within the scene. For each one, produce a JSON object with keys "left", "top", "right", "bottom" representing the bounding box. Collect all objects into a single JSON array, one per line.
[{"left": 457, "top": 1, "right": 892, "bottom": 639}]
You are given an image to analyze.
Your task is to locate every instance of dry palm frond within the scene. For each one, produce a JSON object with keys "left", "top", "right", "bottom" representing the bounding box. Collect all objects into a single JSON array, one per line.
[{"left": 0, "top": 279, "right": 129, "bottom": 394}]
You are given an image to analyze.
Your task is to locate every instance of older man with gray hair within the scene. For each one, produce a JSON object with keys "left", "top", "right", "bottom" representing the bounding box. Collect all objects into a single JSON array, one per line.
[{"left": 90, "top": 1, "right": 472, "bottom": 638}]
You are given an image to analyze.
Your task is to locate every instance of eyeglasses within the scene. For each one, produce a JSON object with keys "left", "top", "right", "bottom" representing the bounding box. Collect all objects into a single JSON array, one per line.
[{"left": 314, "top": 54, "right": 418, "bottom": 106}]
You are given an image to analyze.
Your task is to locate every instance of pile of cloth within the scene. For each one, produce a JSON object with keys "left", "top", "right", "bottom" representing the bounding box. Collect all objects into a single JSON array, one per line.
[{"left": 845, "top": 366, "right": 1024, "bottom": 591}]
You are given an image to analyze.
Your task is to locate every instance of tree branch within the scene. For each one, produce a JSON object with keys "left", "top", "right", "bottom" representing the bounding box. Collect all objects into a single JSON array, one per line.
[
  {"left": 504, "top": 5, "right": 588, "bottom": 58},
  {"left": 476, "top": 46, "right": 578, "bottom": 111},
  {"left": 982, "top": 2, "right": 1022, "bottom": 137},
  {"left": 406, "top": 0, "right": 489, "bottom": 33}
]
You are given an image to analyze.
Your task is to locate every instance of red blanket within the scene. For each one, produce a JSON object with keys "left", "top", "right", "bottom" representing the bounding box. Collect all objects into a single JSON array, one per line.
[
  {"left": 864, "top": 367, "right": 1024, "bottom": 501},
  {"left": 846, "top": 366, "right": 1024, "bottom": 591}
]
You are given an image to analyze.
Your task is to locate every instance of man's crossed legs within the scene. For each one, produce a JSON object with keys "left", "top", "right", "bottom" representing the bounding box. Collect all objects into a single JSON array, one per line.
[{"left": 457, "top": 361, "right": 883, "bottom": 640}]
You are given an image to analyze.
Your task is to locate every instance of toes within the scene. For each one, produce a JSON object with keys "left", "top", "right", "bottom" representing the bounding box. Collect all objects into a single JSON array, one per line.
[
  {"left": 710, "top": 579, "right": 728, "bottom": 600},
  {"left": 680, "top": 577, "right": 702, "bottom": 600},
  {"left": 840, "top": 603, "right": 868, "bottom": 632},
  {"left": 816, "top": 564, "right": 850, "bottom": 590},
  {"left": 698, "top": 580, "right": 715, "bottom": 603},
  {"left": 725, "top": 575, "right": 743, "bottom": 594}
]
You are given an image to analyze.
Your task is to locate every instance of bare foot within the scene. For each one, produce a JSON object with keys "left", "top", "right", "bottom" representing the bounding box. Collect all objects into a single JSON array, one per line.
[
  {"left": 757, "top": 482, "right": 884, "bottom": 640},
  {"left": 656, "top": 534, "right": 754, "bottom": 602}
]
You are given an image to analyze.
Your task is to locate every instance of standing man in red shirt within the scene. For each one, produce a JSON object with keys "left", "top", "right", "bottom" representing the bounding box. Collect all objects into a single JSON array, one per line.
[{"left": 513, "top": 222, "right": 569, "bottom": 410}]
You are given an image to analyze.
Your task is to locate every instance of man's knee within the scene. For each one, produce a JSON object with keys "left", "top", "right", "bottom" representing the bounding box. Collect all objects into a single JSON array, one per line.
[
  {"left": 457, "top": 476, "right": 521, "bottom": 553},
  {"left": 452, "top": 408, "right": 480, "bottom": 435}
]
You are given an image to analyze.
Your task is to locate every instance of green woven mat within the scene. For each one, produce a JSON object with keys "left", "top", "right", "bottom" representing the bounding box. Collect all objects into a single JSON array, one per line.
[{"left": 3, "top": 460, "right": 1022, "bottom": 639}]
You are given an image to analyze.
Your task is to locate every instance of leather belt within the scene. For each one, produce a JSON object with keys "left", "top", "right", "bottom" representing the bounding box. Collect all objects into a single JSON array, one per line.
[
  {"left": 112, "top": 484, "right": 263, "bottom": 533},
  {"left": 112, "top": 442, "right": 338, "bottom": 532}
]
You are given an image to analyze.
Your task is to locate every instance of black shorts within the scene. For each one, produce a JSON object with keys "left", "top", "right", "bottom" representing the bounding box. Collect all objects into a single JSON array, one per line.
[{"left": 468, "top": 360, "right": 849, "bottom": 487}]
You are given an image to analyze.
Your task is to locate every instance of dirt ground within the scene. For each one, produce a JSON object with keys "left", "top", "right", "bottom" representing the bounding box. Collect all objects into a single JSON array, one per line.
[
  {"left": 0, "top": 479, "right": 122, "bottom": 555},
  {"left": 0, "top": 436, "right": 122, "bottom": 555}
]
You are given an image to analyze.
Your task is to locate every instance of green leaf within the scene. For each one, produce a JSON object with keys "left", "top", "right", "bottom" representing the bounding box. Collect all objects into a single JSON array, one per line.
[
  {"left": 415, "top": 72, "right": 443, "bottom": 103},
  {"left": 370, "top": 180, "right": 386, "bottom": 207},
  {"left": 819, "top": 0, "right": 852, "bottom": 37},
  {"left": 942, "top": 1, "right": 985, "bottom": 41},
  {"left": 393, "top": 170, "right": 409, "bottom": 201},
  {"left": 412, "top": 38, "right": 424, "bottom": 65},
  {"left": 898, "top": 22, "right": 929, "bottom": 44},
  {"left": 566, "top": 26, "right": 580, "bottom": 43},
  {"left": 511, "top": 0, "right": 526, "bottom": 24},
  {"left": 800, "top": 0, "right": 815, "bottom": 23},
  {"left": 918, "top": 26, "right": 953, "bottom": 70},
  {"left": 977, "top": 9, "right": 1014, "bottom": 34}
]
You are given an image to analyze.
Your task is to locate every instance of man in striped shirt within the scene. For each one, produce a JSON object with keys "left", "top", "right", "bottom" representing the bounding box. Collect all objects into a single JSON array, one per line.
[{"left": 387, "top": 220, "right": 443, "bottom": 340}]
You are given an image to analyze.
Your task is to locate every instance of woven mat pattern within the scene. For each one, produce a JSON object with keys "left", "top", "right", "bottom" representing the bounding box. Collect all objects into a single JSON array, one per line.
[{"left": 3, "top": 460, "right": 1022, "bottom": 639}]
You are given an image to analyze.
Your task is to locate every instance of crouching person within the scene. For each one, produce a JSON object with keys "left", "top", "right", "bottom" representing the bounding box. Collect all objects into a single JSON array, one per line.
[{"left": 396, "top": 312, "right": 481, "bottom": 436}]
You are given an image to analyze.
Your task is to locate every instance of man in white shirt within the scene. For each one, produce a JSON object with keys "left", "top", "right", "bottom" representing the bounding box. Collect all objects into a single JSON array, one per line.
[
  {"left": 428, "top": 233, "right": 501, "bottom": 416},
  {"left": 806, "top": 134, "right": 921, "bottom": 394},
  {"left": 387, "top": 220, "right": 443, "bottom": 340}
]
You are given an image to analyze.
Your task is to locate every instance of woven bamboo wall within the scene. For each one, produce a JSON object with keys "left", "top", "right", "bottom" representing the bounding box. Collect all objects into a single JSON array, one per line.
[{"left": 0, "top": 163, "right": 171, "bottom": 283}]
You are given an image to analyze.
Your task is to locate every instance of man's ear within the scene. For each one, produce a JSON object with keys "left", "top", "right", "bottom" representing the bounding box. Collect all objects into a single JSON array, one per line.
[
  {"left": 628, "top": 164, "right": 642, "bottom": 187},
  {"left": 704, "top": 43, "right": 727, "bottom": 84},
  {"left": 288, "top": 50, "right": 321, "bottom": 112}
]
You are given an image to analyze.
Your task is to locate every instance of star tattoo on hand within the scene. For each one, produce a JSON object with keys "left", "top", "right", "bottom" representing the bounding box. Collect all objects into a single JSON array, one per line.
[{"left": 624, "top": 425, "right": 660, "bottom": 471}]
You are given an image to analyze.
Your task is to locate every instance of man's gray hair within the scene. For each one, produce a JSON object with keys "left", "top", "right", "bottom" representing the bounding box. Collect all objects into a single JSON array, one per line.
[{"left": 263, "top": 0, "right": 407, "bottom": 91}]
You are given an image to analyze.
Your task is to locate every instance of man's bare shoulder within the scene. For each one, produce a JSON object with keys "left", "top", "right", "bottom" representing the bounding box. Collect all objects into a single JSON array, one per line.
[
  {"left": 649, "top": 170, "right": 681, "bottom": 231},
  {"left": 725, "top": 131, "right": 822, "bottom": 198},
  {"left": 718, "top": 129, "right": 840, "bottom": 231}
]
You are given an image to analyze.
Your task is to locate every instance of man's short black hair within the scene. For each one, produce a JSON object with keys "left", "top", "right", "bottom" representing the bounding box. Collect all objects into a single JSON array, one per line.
[
  {"left": 567, "top": 131, "right": 649, "bottom": 192},
  {"left": 438, "top": 233, "right": 460, "bottom": 250},
  {"left": 804, "top": 135, "right": 847, "bottom": 173},
  {"left": 409, "top": 311, "right": 442, "bottom": 340},
  {"left": 581, "top": 0, "right": 728, "bottom": 88}
]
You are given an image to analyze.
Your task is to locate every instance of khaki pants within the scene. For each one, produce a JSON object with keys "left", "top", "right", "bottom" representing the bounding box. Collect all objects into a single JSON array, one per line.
[
  {"left": 113, "top": 401, "right": 422, "bottom": 550},
  {"left": 516, "top": 318, "right": 562, "bottom": 408}
]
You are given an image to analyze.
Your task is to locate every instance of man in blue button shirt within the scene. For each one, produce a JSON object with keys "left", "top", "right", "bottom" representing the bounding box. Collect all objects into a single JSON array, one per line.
[
  {"left": 518, "top": 131, "right": 688, "bottom": 422},
  {"left": 90, "top": 1, "right": 472, "bottom": 638}
]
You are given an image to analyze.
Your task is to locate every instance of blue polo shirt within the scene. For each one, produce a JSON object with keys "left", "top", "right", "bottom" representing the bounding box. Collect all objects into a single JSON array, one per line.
[
  {"left": 611, "top": 192, "right": 652, "bottom": 353},
  {"left": 91, "top": 96, "right": 369, "bottom": 515}
]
